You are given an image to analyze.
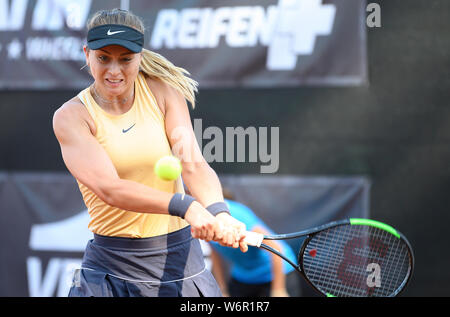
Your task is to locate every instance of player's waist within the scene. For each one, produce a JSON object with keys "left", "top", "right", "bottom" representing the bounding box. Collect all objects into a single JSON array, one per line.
[
  {"left": 86, "top": 206, "right": 189, "bottom": 238},
  {"left": 92, "top": 226, "right": 192, "bottom": 250},
  {"left": 81, "top": 226, "right": 207, "bottom": 282}
]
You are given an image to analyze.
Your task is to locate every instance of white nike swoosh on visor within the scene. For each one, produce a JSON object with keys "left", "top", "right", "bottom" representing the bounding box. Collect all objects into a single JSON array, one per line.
[{"left": 107, "top": 29, "right": 125, "bottom": 35}]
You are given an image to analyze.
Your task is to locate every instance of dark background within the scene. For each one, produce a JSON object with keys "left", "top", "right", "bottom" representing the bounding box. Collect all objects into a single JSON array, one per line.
[{"left": 0, "top": 0, "right": 449, "bottom": 296}]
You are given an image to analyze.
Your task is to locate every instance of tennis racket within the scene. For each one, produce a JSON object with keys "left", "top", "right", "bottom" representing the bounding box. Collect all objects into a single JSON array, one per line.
[{"left": 243, "top": 218, "right": 414, "bottom": 297}]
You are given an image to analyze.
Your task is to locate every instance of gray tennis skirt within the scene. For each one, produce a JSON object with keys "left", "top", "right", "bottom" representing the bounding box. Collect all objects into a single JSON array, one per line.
[{"left": 68, "top": 226, "right": 222, "bottom": 297}]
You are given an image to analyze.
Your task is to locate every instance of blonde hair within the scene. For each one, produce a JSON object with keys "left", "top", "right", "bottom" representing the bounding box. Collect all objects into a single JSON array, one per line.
[{"left": 86, "top": 8, "right": 198, "bottom": 108}]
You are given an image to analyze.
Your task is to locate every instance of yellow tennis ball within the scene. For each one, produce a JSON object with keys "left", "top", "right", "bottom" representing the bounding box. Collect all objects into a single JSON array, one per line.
[{"left": 154, "top": 155, "right": 182, "bottom": 181}]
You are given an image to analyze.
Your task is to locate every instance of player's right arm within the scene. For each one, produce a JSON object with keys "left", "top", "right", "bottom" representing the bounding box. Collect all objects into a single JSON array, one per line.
[{"left": 52, "top": 99, "right": 218, "bottom": 241}]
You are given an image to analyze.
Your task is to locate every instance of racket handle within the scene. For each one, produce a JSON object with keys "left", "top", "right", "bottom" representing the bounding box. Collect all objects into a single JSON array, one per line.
[{"left": 243, "top": 231, "right": 264, "bottom": 247}]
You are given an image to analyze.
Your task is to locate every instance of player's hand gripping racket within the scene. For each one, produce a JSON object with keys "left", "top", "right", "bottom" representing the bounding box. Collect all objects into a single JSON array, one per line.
[{"left": 243, "top": 218, "right": 414, "bottom": 297}]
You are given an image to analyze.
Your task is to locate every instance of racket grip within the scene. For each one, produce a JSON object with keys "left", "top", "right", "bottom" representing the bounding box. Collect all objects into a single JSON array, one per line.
[{"left": 243, "top": 231, "right": 264, "bottom": 247}]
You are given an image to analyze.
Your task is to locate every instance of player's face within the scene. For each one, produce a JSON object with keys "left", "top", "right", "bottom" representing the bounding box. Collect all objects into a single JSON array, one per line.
[{"left": 85, "top": 45, "right": 142, "bottom": 96}]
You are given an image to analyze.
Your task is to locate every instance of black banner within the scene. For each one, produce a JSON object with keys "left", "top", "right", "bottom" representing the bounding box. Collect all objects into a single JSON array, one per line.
[
  {"left": 0, "top": 0, "right": 367, "bottom": 89},
  {"left": 0, "top": 172, "right": 369, "bottom": 297}
]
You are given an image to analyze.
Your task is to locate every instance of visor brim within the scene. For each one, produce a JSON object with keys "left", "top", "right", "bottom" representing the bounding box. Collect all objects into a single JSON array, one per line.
[{"left": 88, "top": 38, "right": 142, "bottom": 53}]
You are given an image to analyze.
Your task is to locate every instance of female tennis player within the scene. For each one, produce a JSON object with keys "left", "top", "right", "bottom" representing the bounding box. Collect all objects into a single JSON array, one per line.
[{"left": 52, "top": 8, "right": 247, "bottom": 297}]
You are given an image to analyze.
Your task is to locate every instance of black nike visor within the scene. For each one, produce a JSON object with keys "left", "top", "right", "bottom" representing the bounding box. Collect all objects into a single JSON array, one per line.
[{"left": 87, "top": 24, "right": 144, "bottom": 53}]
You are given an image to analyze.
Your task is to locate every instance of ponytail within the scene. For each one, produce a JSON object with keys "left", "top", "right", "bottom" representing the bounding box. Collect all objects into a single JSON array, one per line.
[{"left": 140, "top": 49, "right": 198, "bottom": 109}]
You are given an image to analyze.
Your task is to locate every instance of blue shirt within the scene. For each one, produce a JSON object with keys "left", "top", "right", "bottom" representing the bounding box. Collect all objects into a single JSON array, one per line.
[{"left": 210, "top": 199, "right": 297, "bottom": 284}]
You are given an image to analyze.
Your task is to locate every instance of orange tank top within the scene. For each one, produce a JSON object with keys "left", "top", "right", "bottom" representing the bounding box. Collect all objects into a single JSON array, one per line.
[{"left": 76, "top": 72, "right": 188, "bottom": 238}]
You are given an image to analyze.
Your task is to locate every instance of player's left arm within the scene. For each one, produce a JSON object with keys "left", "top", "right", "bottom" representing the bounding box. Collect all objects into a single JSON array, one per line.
[
  {"left": 153, "top": 77, "right": 224, "bottom": 208},
  {"left": 150, "top": 77, "right": 247, "bottom": 251}
]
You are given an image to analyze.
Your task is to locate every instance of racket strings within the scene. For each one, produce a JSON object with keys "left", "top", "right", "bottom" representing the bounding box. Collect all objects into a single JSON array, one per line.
[{"left": 301, "top": 225, "right": 412, "bottom": 297}]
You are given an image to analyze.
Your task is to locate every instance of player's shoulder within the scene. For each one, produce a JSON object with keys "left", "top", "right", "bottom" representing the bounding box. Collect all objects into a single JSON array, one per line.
[
  {"left": 53, "top": 96, "right": 84, "bottom": 125},
  {"left": 144, "top": 74, "right": 184, "bottom": 114},
  {"left": 143, "top": 73, "right": 175, "bottom": 93},
  {"left": 143, "top": 73, "right": 184, "bottom": 103},
  {"left": 53, "top": 96, "right": 95, "bottom": 136}
]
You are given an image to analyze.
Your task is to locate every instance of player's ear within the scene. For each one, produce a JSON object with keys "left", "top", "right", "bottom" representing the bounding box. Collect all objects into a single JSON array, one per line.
[
  {"left": 83, "top": 45, "right": 90, "bottom": 63},
  {"left": 81, "top": 45, "right": 90, "bottom": 71}
]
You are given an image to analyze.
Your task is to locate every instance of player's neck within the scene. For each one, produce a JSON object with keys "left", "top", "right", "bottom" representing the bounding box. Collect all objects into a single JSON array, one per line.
[{"left": 90, "top": 84, "right": 135, "bottom": 114}]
